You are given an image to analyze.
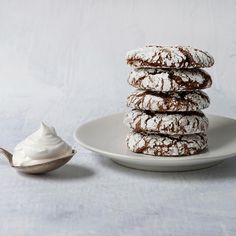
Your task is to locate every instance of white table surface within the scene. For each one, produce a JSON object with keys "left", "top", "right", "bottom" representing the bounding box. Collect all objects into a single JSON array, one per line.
[
  {"left": 1, "top": 144, "right": 236, "bottom": 236},
  {"left": 0, "top": 0, "right": 236, "bottom": 235}
]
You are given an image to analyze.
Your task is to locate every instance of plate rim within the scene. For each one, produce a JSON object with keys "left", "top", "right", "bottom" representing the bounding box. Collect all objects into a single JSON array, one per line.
[{"left": 74, "top": 112, "right": 236, "bottom": 163}]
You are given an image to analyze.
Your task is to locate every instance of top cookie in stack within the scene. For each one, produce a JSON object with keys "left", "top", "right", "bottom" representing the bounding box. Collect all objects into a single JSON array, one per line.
[
  {"left": 124, "top": 46, "right": 214, "bottom": 157},
  {"left": 126, "top": 45, "right": 214, "bottom": 69}
]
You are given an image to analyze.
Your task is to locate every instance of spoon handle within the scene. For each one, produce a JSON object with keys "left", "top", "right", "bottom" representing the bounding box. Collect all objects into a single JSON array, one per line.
[{"left": 0, "top": 148, "right": 13, "bottom": 164}]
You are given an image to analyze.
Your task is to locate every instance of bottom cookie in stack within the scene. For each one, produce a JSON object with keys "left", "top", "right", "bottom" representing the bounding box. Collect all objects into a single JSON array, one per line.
[
  {"left": 126, "top": 131, "right": 208, "bottom": 156},
  {"left": 124, "top": 110, "right": 208, "bottom": 156}
]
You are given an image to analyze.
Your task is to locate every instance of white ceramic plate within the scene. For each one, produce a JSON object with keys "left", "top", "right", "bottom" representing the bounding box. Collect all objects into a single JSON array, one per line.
[{"left": 74, "top": 113, "right": 236, "bottom": 171}]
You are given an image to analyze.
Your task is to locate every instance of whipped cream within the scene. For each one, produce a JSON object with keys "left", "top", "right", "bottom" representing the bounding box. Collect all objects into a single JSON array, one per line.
[{"left": 12, "top": 123, "right": 72, "bottom": 166}]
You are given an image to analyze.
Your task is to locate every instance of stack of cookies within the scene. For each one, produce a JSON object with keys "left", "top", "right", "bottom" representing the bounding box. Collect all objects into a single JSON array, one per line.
[{"left": 124, "top": 46, "right": 214, "bottom": 156}]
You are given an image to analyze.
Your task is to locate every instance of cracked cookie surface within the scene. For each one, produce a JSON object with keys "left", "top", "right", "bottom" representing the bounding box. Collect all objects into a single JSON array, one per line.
[
  {"left": 126, "top": 46, "right": 214, "bottom": 69},
  {"left": 125, "top": 110, "right": 209, "bottom": 135},
  {"left": 128, "top": 68, "right": 212, "bottom": 92},
  {"left": 126, "top": 131, "right": 208, "bottom": 156},
  {"left": 127, "top": 90, "right": 210, "bottom": 112}
]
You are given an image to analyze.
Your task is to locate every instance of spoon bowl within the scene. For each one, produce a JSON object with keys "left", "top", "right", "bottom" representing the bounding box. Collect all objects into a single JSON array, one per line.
[{"left": 0, "top": 148, "right": 76, "bottom": 174}]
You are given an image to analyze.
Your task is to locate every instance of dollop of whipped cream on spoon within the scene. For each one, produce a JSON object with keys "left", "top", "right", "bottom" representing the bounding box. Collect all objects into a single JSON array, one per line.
[{"left": 12, "top": 123, "right": 72, "bottom": 166}]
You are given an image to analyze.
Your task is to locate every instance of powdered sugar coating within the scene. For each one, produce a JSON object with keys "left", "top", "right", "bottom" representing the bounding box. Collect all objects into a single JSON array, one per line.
[
  {"left": 124, "top": 110, "right": 209, "bottom": 135},
  {"left": 128, "top": 68, "right": 212, "bottom": 92},
  {"left": 126, "top": 46, "right": 214, "bottom": 69},
  {"left": 126, "top": 131, "right": 208, "bottom": 156},
  {"left": 127, "top": 90, "right": 210, "bottom": 112}
]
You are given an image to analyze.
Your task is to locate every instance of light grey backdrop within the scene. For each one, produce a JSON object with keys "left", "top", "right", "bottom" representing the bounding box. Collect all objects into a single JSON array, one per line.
[{"left": 0, "top": 0, "right": 235, "bottom": 147}]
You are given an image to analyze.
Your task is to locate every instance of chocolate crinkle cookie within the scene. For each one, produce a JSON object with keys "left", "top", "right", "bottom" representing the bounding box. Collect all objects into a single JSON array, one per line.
[
  {"left": 127, "top": 89, "right": 210, "bottom": 112},
  {"left": 126, "top": 46, "right": 214, "bottom": 69},
  {"left": 126, "top": 131, "right": 208, "bottom": 156},
  {"left": 128, "top": 68, "right": 212, "bottom": 92},
  {"left": 124, "top": 110, "right": 209, "bottom": 135}
]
